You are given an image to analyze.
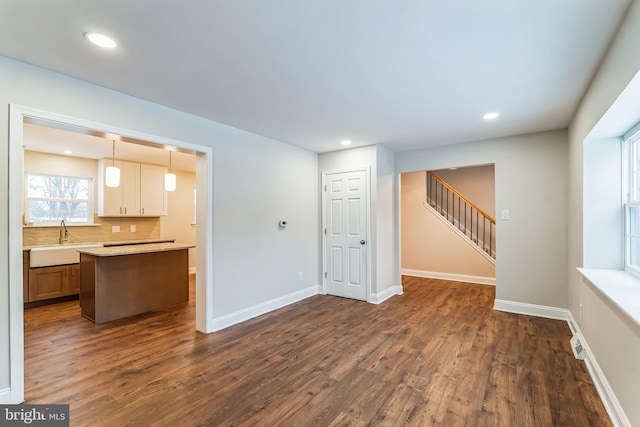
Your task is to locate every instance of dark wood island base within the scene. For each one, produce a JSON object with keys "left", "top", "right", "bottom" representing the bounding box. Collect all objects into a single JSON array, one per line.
[{"left": 79, "top": 244, "right": 192, "bottom": 324}]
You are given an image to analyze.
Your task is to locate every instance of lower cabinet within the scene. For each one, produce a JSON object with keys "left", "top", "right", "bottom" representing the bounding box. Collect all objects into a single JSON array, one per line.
[
  {"left": 28, "top": 263, "right": 81, "bottom": 302},
  {"left": 23, "top": 251, "right": 29, "bottom": 303}
]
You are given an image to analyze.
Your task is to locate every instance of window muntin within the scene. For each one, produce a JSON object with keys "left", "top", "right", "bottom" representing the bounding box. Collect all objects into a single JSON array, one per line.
[{"left": 25, "top": 173, "right": 93, "bottom": 225}]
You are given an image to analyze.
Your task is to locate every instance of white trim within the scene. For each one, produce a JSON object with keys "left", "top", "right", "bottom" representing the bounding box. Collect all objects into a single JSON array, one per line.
[
  {"left": 423, "top": 201, "right": 496, "bottom": 264},
  {"left": 321, "top": 167, "right": 372, "bottom": 303},
  {"left": 189, "top": 266, "right": 196, "bottom": 275},
  {"left": 493, "top": 299, "right": 569, "bottom": 321},
  {"left": 8, "top": 105, "right": 25, "bottom": 404},
  {"left": 402, "top": 268, "right": 496, "bottom": 286},
  {"left": 370, "top": 286, "right": 403, "bottom": 304},
  {"left": 567, "top": 312, "right": 631, "bottom": 427},
  {"left": 210, "top": 286, "right": 318, "bottom": 332},
  {"left": 8, "top": 104, "right": 216, "bottom": 404}
]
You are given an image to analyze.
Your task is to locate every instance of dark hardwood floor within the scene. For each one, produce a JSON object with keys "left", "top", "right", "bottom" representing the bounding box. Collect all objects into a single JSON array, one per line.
[{"left": 24, "top": 276, "right": 611, "bottom": 426}]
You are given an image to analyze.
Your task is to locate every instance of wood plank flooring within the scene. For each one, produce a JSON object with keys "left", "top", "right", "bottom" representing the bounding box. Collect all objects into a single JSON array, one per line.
[{"left": 24, "top": 276, "right": 611, "bottom": 426}]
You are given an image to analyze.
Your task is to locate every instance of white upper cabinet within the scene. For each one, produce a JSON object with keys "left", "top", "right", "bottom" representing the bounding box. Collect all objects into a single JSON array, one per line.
[
  {"left": 140, "top": 163, "right": 167, "bottom": 216},
  {"left": 98, "top": 160, "right": 166, "bottom": 217}
]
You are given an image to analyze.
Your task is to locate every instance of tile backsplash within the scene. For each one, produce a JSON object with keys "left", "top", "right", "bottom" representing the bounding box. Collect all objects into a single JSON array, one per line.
[{"left": 23, "top": 215, "right": 161, "bottom": 247}]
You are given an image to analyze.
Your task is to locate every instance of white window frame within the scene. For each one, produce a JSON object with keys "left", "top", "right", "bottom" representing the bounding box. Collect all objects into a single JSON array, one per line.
[
  {"left": 624, "top": 121, "right": 640, "bottom": 275},
  {"left": 24, "top": 172, "right": 95, "bottom": 226}
]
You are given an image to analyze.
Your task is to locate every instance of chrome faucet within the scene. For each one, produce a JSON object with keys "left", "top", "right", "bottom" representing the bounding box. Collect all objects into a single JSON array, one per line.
[{"left": 59, "top": 219, "right": 68, "bottom": 244}]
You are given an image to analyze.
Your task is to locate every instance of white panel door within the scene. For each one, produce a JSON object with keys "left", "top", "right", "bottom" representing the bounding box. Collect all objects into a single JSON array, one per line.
[{"left": 325, "top": 170, "right": 368, "bottom": 301}]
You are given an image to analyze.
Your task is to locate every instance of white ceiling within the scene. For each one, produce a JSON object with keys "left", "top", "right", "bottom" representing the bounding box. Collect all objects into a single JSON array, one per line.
[
  {"left": 23, "top": 123, "right": 196, "bottom": 172},
  {"left": 0, "top": 1, "right": 631, "bottom": 153}
]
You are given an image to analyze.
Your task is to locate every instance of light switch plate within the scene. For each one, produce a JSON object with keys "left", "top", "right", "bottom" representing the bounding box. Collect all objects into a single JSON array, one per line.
[
  {"left": 130, "top": 225, "right": 136, "bottom": 232},
  {"left": 501, "top": 210, "right": 510, "bottom": 220}
]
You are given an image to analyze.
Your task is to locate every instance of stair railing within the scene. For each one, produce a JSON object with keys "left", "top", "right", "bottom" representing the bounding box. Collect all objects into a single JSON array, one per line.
[{"left": 426, "top": 171, "right": 496, "bottom": 258}]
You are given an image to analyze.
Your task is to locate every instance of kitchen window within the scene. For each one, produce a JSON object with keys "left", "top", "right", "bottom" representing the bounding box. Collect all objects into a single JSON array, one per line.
[{"left": 25, "top": 173, "right": 94, "bottom": 225}]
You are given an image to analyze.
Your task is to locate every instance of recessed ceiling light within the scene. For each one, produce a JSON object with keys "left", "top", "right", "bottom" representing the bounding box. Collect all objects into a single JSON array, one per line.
[
  {"left": 84, "top": 32, "right": 117, "bottom": 49},
  {"left": 341, "top": 140, "right": 352, "bottom": 146},
  {"left": 63, "top": 150, "right": 73, "bottom": 155},
  {"left": 483, "top": 112, "right": 500, "bottom": 120}
]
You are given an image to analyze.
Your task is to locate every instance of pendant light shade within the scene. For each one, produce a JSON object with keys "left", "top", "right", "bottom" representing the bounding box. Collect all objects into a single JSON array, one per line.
[
  {"left": 105, "top": 140, "right": 120, "bottom": 188},
  {"left": 165, "top": 150, "right": 176, "bottom": 192}
]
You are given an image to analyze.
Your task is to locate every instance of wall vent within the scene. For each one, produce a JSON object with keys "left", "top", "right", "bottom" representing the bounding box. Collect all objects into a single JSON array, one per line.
[{"left": 570, "top": 334, "right": 586, "bottom": 360}]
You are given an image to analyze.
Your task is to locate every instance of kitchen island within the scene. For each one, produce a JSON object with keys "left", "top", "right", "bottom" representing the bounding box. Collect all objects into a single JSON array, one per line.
[{"left": 78, "top": 242, "right": 195, "bottom": 324}]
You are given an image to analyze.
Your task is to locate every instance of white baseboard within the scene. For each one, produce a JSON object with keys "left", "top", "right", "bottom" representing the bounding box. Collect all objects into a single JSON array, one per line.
[
  {"left": 370, "top": 286, "right": 403, "bottom": 304},
  {"left": 402, "top": 269, "right": 496, "bottom": 286},
  {"left": 566, "top": 312, "right": 631, "bottom": 427},
  {"left": 493, "top": 299, "right": 569, "bottom": 320},
  {"left": 210, "top": 286, "right": 318, "bottom": 332}
]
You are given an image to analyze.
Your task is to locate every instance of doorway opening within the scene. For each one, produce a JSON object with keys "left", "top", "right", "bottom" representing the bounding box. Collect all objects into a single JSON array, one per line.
[
  {"left": 8, "top": 105, "right": 214, "bottom": 404},
  {"left": 400, "top": 164, "right": 496, "bottom": 285}
]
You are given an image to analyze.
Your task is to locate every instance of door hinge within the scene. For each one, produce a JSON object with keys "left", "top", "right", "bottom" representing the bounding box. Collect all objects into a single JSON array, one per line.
[
  {"left": 324, "top": 228, "right": 327, "bottom": 235},
  {"left": 324, "top": 185, "right": 327, "bottom": 191},
  {"left": 324, "top": 272, "right": 327, "bottom": 278}
]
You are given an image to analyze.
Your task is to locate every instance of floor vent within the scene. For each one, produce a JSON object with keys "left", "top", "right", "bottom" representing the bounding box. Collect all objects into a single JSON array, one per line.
[{"left": 570, "top": 334, "right": 586, "bottom": 360}]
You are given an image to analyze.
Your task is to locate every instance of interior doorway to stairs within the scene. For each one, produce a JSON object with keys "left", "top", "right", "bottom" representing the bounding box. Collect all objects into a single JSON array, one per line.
[{"left": 400, "top": 164, "right": 496, "bottom": 285}]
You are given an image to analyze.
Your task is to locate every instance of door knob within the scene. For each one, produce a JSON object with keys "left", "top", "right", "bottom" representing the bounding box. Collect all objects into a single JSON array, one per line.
[{"left": 360, "top": 240, "right": 366, "bottom": 245}]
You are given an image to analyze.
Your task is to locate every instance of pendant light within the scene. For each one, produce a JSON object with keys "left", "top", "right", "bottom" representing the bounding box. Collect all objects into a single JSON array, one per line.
[
  {"left": 105, "top": 139, "right": 120, "bottom": 188},
  {"left": 165, "top": 150, "right": 176, "bottom": 192}
]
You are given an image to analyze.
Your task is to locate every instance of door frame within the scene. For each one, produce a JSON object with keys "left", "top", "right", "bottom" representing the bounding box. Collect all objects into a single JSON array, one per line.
[
  {"left": 321, "top": 167, "right": 372, "bottom": 302},
  {"left": 7, "top": 104, "right": 215, "bottom": 404}
]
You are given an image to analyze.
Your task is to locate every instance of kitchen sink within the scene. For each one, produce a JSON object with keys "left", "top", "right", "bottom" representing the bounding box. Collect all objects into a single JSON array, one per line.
[{"left": 29, "top": 244, "right": 103, "bottom": 268}]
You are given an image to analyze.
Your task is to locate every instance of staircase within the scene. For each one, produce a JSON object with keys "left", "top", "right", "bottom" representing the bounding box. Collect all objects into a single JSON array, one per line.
[{"left": 426, "top": 171, "right": 496, "bottom": 259}]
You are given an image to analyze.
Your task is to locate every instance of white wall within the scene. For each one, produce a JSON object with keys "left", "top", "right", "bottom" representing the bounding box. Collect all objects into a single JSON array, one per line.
[
  {"left": 375, "top": 145, "right": 398, "bottom": 295},
  {"left": 568, "top": 1, "right": 640, "bottom": 424},
  {"left": 396, "top": 129, "right": 568, "bottom": 307},
  {"left": 583, "top": 138, "right": 623, "bottom": 269},
  {"left": 0, "top": 55, "right": 318, "bottom": 396},
  {"left": 433, "top": 164, "right": 496, "bottom": 218}
]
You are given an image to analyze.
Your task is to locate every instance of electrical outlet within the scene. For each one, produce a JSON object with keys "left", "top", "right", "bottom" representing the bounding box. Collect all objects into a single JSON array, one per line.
[
  {"left": 130, "top": 225, "right": 136, "bottom": 233},
  {"left": 112, "top": 225, "right": 120, "bottom": 233}
]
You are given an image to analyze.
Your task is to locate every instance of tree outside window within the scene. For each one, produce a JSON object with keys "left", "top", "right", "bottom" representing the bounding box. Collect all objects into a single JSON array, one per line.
[{"left": 25, "top": 173, "right": 93, "bottom": 225}]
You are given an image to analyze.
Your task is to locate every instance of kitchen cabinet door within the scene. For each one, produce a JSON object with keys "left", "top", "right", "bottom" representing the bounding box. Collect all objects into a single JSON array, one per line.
[
  {"left": 69, "top": 264, "right": 81, "bottom": 294},
  {"left": 23, "top": 251, "right": 30, "bottom": 303},
  {"left": 29, "top": 265, "right": 69, "bottom": 301},
  {"left": 98, "top": 159, "right": 140, "bottom": 215},
  {"left": 99, "top": 159, "right": 125, "bottom": 216},
  {"left": 98, "top": 160, "right": 165, "bottom": 216},
  {"left": 121, "top": 161, "right": 141, "bottom": 215},
  {"left": 28, "top": 264, "right": 81, "bottom": 302},
  {"left": 140, "top": 163, "right": 167, "bottom": 216}
]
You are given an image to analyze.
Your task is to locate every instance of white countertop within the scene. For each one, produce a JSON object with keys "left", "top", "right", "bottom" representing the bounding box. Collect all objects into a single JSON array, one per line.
[
  {"left": 77, "top": 242, "right": 195, "bottom": 257},
  {"left": 24, "top": 238, "right": 176, "bottom": 251}
]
